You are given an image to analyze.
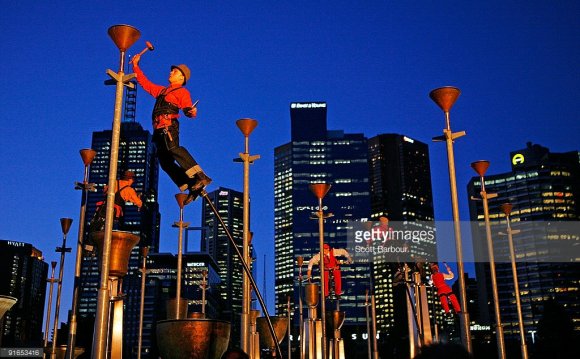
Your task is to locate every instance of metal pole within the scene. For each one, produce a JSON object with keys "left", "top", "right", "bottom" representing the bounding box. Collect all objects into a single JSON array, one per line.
[
  {"left": 297, "top": 257, "right": 305, "bottom": 359},
  {"left": 51, "top": 218, "right": 73, "bottom": 359},
  {"left": 93, "top": 24, "right": 140, "bottom": 359},
  {"left": 201, "top": 270, "right": 208, "bottom": 315},
  {"left": 370, "top": 295, "right": 379, "bottom": 359},
  {"left": 365, "top": 290, "right": 372, "bottom": 359},
  {"left": 287, "top": 295, "right": 292, "bottom": 359},
  {"left": 174, "top": 197, "right": 189, "bottom": 319},
  {"left": 66, "top": 149, "right": 96, "bottom": 359},
  {"left": 430, "top": 87, "right": 472, "bottom": 352},
  {"left": 503, "top": 209, "right": 528, "bottom": 359},
  {"left": 44, "top": 261, "right": 57, "bottom": 350},
  {"left": 236, "top": 118, "right": 260, "bottom": 353},
  {"left": 471, "top": 161, "right": 505, "bottom": 359},
  {"left": 137, "top": 247, "right": 149, "bottom": 359},
  {"left": 317, "top": 197, "right": 328, "bottom": 359}
]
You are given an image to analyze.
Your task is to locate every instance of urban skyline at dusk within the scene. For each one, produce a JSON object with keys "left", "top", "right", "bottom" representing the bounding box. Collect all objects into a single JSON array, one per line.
[{"left": 1, "top": 0, "right": 578, "bottom": 328}]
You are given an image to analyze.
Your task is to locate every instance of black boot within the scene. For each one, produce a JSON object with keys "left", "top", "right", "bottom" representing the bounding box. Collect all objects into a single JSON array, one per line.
[{"left": 185, "top": 172, "right": 212, "bottom": 204}]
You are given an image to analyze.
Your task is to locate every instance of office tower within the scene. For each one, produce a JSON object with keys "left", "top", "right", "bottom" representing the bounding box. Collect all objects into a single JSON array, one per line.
[
  {"left": 467, "top": 142, "right": 580, "bottom": 342},
  {"left": 274, "top": 102, "right": 371, "bottom": 353},
  {"left": 0, "top": 240, "right": 48, "bottom": 346},
  {"left": 201, "top": 187, "right": 253, "bottom": 347},
  {"left": 367, "top": 134, "right": 437, "bottom": 346}
]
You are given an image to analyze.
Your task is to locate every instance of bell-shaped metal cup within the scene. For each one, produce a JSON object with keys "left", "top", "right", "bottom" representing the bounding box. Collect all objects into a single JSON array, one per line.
[
  {"left": 0, "top": 295, "right": 17, "bottom": 320},
  {"left": 429, "top": 86, "right": 461, "bottom": 112},
  {"left": 91, "top": 230, "right": 140, "bottom": 277},
  {"left": 108, "top": 24, "right": 141, "bottom": 52},
  {"left": 471, "top": 160, "right": 490, "bottom": 177},
  {"left": 325, "top": 310, "right": 346, "bottom": 334},
  {"left": 175, "top": 193, "right": 189, "bottom": 209},
  {"left": 60, "top": 218, "right": 73, "bottom": 236},
  {"left": 156, "top": 318, "right": 230, "bottom": 359},
  {"left": 79, "top": 149, "right": 97, "bottom": 167},
  {"left": 236, "top": 118, "right": 258, "bottom": 137},
  {"left": 500, "top": 203, "right": 513, "bottom": 216},
  {"left": 256, "top": 316, "right": 288, "bottom": 354},
  {"left": 309, "top": 183, "right": 331, "bottom": 200},
  {"left": 304, "top": 283, "right": 320, "bottom": 308}
]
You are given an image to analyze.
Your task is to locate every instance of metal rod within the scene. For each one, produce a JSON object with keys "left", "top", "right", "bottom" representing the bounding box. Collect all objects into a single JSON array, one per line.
[
  {"left": 298, "top": 259, "right": 304, "bottom": 359},
  {"left": 441, "top": 118, "right": 472, "bottom": 352},
  {"left": 92, "top": 49, "right": 127, "bottom": 359},
  {"left": 365, "top": 290, "right": 371, "bottom": 359},
  {"left": 505, "top": 213, "right": 528, "bottom": 359},
  {"left": 137, "top": 247, "right": 149, "bottom": 359},
  {"left": 287, "top": 295, "right": 292, "bottom": 359},
  {"left": 44, "top": 261, "right": 57, "bottom": 350},
  {"left": 370, "top": 295, "right": 378, "bottom": 359},
  {"left": 175, "top": 205, "right": 188, "bottom": 319},
  {"left": 240, "top": 134, "right": 251, "bottom": 353},
  {"left": 65, "top": 151, "right": 95, "bottom": 359},
  {"left": 201, "top": 270, "right": 207, "bottom": 315},
  {"left": 51, "top": 221, "right": 72, "bottom": 359},
  {"left": 478, "top": 177, "right": 506, "bottom": 359},
  {"left": 316, "top": 197, "right": 328, "bottom": 359},
  {"left": 201, "top": 190, "right": 283, "bottom": 358}
]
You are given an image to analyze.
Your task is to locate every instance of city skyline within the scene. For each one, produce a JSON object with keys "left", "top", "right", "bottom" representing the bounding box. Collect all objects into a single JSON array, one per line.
[{"left": 1, "top": 0, "right": 578, "bottom": 324}]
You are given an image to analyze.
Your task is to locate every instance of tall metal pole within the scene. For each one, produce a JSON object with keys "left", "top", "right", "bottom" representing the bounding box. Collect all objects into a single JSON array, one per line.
[
  {"left": 44, "top": 261, "right": 58, "bottom": 350},
  {"left": 471, "top": 160, "right": 505, "bottom": 359},
  {"left": 310, "top": 183, "right": 332, "bottom": 359},
  {"left": 201, "top": 270, "right": 208, "bottom": 315},
  {"left": 500, "top": 203, "right": 528, "bottom": 359},
  {"left": 65, "top": 149, "right": 96, "bottom": 359},
  {"left": 93, "top": 24, "right": 140, "bottom": 359},
  {"left": 236, "top": 118, "right": 260, "bottom": 353},
  {"left": 50, "top": 218, "right": 73, "bottom": 359},
  {"left": 174, "top": 193, "right": 190, "bottom": 319},
  {"left": 430, "top": 86, "right": 472, "bottom": 352},
  {"left": 297, "top": 256, "right": 305, "bottom": 359},
  {"left": 287, "top": 295, "right": 292, "bottom": 359},
  {"left": 137, "top": 246, "right": 149, "bottom": 359}
]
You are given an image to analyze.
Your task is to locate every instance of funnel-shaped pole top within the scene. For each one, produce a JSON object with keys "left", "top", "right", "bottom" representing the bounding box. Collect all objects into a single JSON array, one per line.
[
  {"left": 500, "top": 203, "right": 513, "bottom": 216},
  {"left": 60, "top": 218, "right": 73, "bottom": 235},
  {"left": 471, "top": 160, "right": 490, "bottom": 177},
  {"left": 80, "top": 149, "right": 97, "bottom": 167},
  {"left": 236, "top": 118, "right": 258, "bottom": 137},
  {"left": 51, "top": 261, "right": 57, "bottom": 269},
  {"left": 297, "top": 256, "right": 304, "bottom": 267},
  {"left": 108, "top": 24, "right": 141, "bottom": 52},
  {"left": 309, "top": 183, "right": 331, "bottom": 200},
  {"left": 429, "top": 86, "right": 461, "bottom": 112},
  {"left": 141, "top": 246, "right": 149, "bottom": 258},
  {"left": 175, "top": 193, "right": 189, "bottom": 209}
]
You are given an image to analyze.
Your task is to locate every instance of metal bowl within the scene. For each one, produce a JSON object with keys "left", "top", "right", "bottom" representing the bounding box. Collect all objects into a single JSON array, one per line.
[{"left": 157, "top": 318, "right": 230, "bottom": 359}]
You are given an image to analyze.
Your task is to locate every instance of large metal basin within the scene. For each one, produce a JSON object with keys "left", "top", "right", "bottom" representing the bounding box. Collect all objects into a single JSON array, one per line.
[
  {"left": 256, "top": 316, "right": 287, "bottom": 352},
  {"left": 157, "top": 319, "right": 230, "bottom": 359}
]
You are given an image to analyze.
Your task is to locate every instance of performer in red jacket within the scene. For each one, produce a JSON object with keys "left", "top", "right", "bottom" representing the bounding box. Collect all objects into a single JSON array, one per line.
[
  {"left": 132, "top": 53, "right": 211, "bottom": 204},
  {"left": 307, "top": 243, "right": 353, "bottom": 298},
  {"left": 430, "top": 262, "right": 461, "bottom": 314}
]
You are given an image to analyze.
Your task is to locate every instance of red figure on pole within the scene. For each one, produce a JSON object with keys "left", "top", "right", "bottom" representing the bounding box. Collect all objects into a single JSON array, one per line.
[
  {"left": 307, "top": 243, "right": 353, "bottom": 298},
  {"left": 431, "top": 262, "right": 461, "bottom": 314}
]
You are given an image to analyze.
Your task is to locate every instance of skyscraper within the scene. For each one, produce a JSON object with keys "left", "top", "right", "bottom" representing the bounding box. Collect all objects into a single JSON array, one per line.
[
  {"left": 274, "top": 102, "right": 371, "bottom": 354},
  {"left": 0, "top": 240, "right": 48, "bottom": 347},
  {"left": 201, "top": 187, "right": 250, "bottom": 347},
  {"left": 367, "top": 134, "right": 437, "bottom": 346},
  {"left": 467, "top": 142, "right": 580, "bottom": 342}
]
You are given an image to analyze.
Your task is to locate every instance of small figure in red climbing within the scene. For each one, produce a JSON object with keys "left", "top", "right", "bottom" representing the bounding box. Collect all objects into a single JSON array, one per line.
[
  {"left": 430, "top": 262, "right": 461, "bottom": 314},
  {"left": 307, "top": 243, "right": 353, "bottom": 298}
]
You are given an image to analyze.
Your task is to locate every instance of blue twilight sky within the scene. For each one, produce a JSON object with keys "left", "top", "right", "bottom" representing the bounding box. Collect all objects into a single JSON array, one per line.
[{"left": 0, "top": 1, "right": 578, "bottom": 317}]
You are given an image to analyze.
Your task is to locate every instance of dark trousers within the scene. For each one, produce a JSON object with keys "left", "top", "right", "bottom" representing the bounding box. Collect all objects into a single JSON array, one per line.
[{"left": 153, "top": 121, "right": 198, "bottom": 189}]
